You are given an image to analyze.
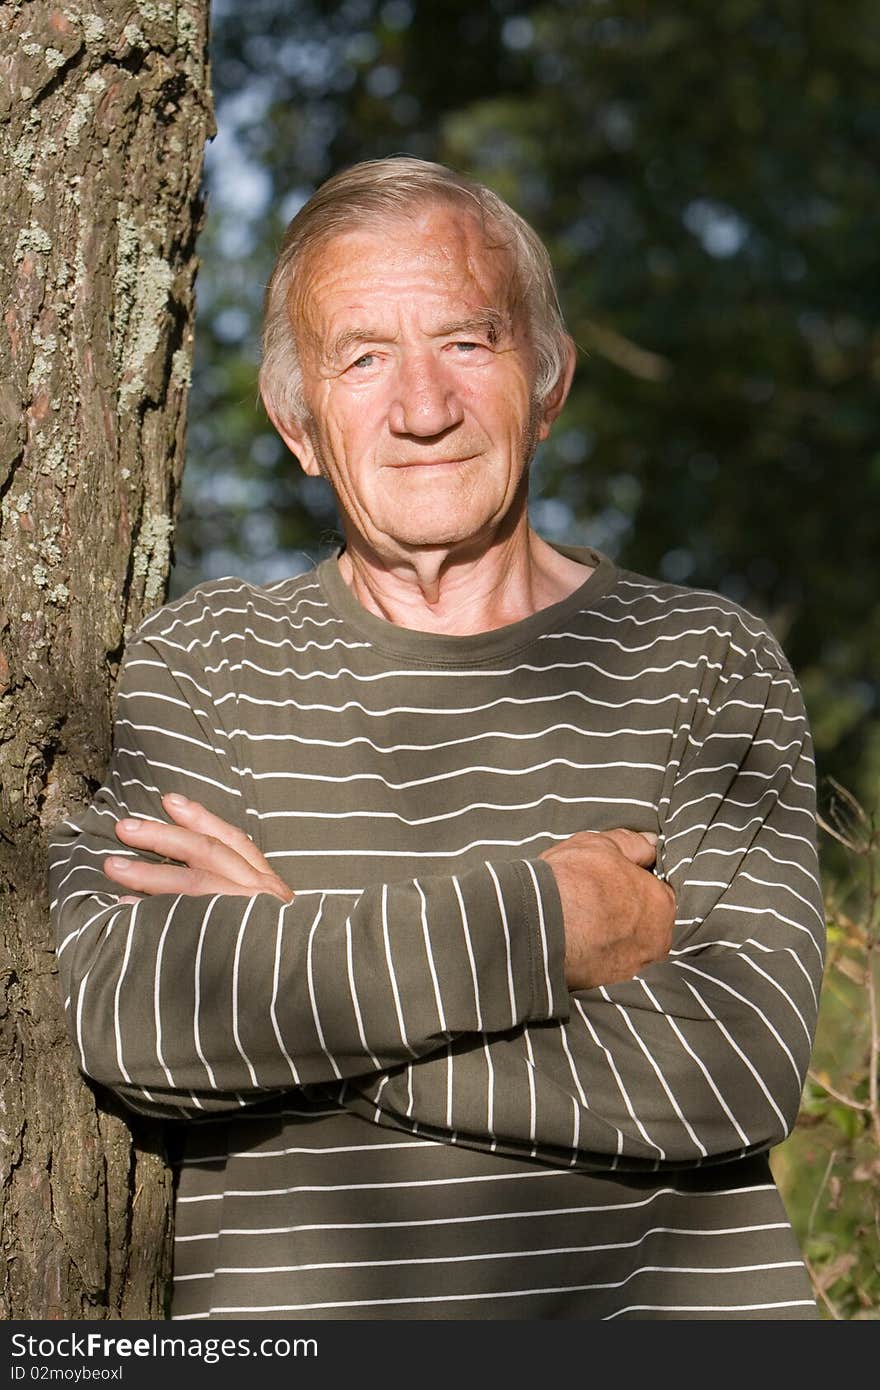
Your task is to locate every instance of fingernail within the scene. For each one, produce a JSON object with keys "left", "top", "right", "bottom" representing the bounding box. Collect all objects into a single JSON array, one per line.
[
  {"left": 117, "top": 819, "right": 142, "bottom": 833},
  {"left": 105, "top": 856, "right": 130, "bottom": 872},
  {"left": 642, "top": 832, "right": 658, "bottom": 845},
  {"left": 165, "top": 793, "right": 188, "bottom": 807}
]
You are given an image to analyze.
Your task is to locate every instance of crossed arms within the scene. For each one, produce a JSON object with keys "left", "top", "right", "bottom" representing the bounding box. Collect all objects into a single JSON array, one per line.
[{"left": 49, "top": 619, "right": 825, "bottom": 1170}]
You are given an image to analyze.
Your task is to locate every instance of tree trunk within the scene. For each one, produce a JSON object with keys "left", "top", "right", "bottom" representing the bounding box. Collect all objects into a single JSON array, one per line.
[{"left": 0, "top": 0, "right": 213, "bottom": 1319}]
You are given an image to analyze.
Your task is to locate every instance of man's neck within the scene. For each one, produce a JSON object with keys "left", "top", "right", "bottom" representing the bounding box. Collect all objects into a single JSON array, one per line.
[{"left": 336, "top": 527, "right": 594, "bottom": 636}]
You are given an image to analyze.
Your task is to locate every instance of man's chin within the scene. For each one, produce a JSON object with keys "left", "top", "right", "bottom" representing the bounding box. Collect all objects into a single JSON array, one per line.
[
  {"left": 388, "top": 528, "right": 480, "bottom": 552},
  {"left": 370, "top": 504, "right": 496, "bottom": 554},
  {"left": 367, "top": 493, "right": 528, "bottom": 561}
]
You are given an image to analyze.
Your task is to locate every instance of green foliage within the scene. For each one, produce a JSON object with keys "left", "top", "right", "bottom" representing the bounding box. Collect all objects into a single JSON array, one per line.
[{"left": 771, "top": 788, "right": 880, "bottom": 1319}]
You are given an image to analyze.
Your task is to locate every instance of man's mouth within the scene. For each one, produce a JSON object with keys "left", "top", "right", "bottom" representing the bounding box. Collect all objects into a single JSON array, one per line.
[{"left": 389, "top": 454, "right": 477, "bottom": 470}]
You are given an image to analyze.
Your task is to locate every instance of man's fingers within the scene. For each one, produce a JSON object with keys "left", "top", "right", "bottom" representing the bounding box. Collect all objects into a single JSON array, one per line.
[
  {"left": 602, "top": 828, "right": 659, "bottom": 868},
  {"left": 161, "top": 794, "right": 272, "bottom": 874},
  {"left": 556, "top": 827, "right": 658, "bottom": 868},
  {"left": 104, "top": 854, "right": 292, "bottom": 902},
  {"left": 112, "top": 815, "right": 292, "bottom": 900},
  {"left": 113, "top": 816, "right": 255, "bottom": 881},
  {"left": 105, "top": 856, "right": 219, "bottom": 897}
]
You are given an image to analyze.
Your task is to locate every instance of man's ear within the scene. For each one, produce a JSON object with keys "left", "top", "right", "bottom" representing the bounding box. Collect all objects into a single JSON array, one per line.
[
  {"left": 536, "top": 335, "right": 577, "bottom": 443},
  {"left": 261, "top": 394, "right": 322, "bottom": 478}
]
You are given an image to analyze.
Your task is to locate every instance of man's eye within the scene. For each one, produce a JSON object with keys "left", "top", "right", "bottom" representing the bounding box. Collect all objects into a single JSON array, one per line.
[{"left": 351, "top": 353, "right": 376, "bottom": 369}]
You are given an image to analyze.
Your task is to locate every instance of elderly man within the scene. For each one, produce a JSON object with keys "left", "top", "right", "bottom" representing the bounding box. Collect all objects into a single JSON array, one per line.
[{"left": 50, "top": 157, "right": 825, "bottom": 1321}]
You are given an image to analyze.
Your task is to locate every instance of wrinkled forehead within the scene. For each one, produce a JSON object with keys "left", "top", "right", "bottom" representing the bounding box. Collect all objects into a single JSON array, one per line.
[{"left": 288, "top": 203, "right": 525, "bottom": 349}]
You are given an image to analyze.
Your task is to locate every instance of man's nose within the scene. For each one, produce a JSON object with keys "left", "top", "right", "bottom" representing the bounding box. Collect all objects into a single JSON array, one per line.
[{"left": 387, "top": 354, "right": 464, "bottom": 436}]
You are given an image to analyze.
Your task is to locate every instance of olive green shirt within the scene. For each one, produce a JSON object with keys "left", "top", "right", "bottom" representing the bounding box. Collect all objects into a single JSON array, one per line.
[{"left": 50, "top": 549, "right": 824, "bottom": 1319}]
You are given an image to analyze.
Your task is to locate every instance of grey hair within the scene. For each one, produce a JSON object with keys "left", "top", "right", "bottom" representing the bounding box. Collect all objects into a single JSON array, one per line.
[{"left": 259, "top": 156, "right": 571, "bottom": 425}]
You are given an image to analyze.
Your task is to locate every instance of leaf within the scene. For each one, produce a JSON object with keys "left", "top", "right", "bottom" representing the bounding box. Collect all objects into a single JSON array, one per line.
[
  {"left": 852, "top": 1158, "right": 880, "bottom": 1183},
  {"left": 816, "top": 1252, "right": 858, "bottom": 1292},
  {"left": 834, "top": 954, "right": 868, "bottom": 987}
]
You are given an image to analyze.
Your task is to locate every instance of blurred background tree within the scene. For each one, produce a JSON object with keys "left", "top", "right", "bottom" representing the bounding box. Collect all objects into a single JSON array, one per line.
[{"left": 171, "top": 0, "right": 880, "bottom": 1316}]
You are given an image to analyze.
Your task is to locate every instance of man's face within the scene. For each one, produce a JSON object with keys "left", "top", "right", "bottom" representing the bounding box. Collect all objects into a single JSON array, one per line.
[{"left": 270, "top": 204, "right": 570, "bottom": 564}]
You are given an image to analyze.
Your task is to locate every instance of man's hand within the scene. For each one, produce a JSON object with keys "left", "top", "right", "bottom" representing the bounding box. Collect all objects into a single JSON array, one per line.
[
  {"left": 104, "top": 794, "right": 294, "bottom": 903},
  {"left": 104, "top": 802, "right": 669, "bottom": 986},
  {"left": 539, "top": 829, "right": 675, "bottom": 990}
]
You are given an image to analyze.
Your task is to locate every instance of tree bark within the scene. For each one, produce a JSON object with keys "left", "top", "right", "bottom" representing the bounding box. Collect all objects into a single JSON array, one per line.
[{"left": 0, "top": 0, "right": 213, "bottom": 1319}]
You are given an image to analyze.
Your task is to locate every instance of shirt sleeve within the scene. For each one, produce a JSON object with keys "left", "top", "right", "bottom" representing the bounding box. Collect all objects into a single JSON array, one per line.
[
  {"left": 343, "top": 654, "right": 826, "bottom": 1171},
  {"left": 48, "top": 632, "right": 569, "bottom": 1121}
]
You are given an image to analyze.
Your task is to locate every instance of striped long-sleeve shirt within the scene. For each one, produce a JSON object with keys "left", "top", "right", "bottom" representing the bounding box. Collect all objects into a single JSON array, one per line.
[{"left": 49, "top": 547, "right": 825, "bottom": 1319}]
